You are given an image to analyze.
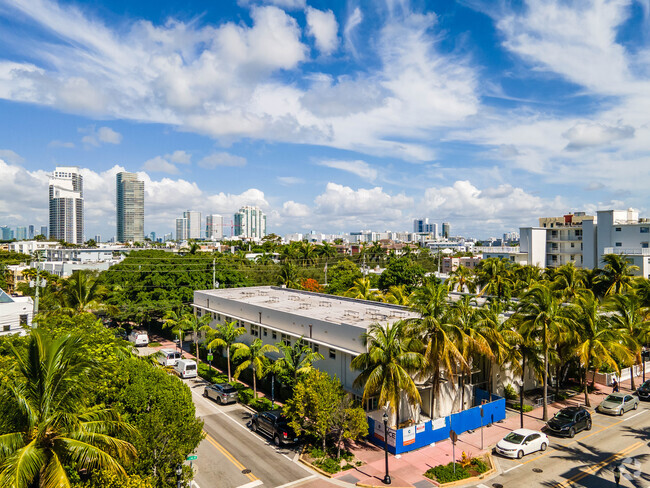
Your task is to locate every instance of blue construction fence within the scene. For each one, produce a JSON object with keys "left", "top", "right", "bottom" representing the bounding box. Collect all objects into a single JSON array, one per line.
[{"left": 366, "top": 387, "right": 506, "bottom": 455}]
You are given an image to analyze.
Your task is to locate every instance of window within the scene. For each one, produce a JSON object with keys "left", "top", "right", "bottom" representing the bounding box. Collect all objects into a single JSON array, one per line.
[
  {"left": 19, "top": 314, "right": 28, "bottom": 325},
  {"left": 217, "top": 314, "right": 221, "bottom": 321},
  {"left": 262, "top": 328, "right": 268, "bottom": 337},
  {"left": 272, "top": 331, "right": 277, "bottom": 340},
  {"left": 281, "top": 333, "right": 290, "bottom": 346},
  {"left": 616, "top": 242, "right": 622, "bottom": 247},
  {"left": 329, "top": 348, "right": 336, "bottom": 359},
  {"left": 641, "top": 227, "right": 649, "bottom": 233},
  {"left": 2, "top": 325, "right": 9, "bottom": 332},
  {"left": 642, "top": 242, "right": 649, "bottom": 249},
  {"left": 615, "top": 227, "right": 622, "bottom": 232},
  {"left": 311, "top": 343, "right": 320, "bottom": 354},
  {"left": 250, "top": 324, "right": 259, "bottom": 337}
]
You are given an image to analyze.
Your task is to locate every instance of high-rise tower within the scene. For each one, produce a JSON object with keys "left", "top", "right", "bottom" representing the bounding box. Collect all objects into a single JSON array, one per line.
[
  {"left": 116, "top": 172, "right": 145, "bottom": 243},
  {"left": 49, "top": 166, "right": 83, "bottom": 244},
  {"left": 234, "top": 205, "right": 266, "bottom": 239}
]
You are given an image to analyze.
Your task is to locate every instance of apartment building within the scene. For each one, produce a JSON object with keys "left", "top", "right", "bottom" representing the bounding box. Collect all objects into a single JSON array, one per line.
[
  {"left": 49, "top": 166, "right": 84, "bottom": 244},
  {"left": 116, "top": 172, "right": 145, "bottom": 243},
  {"left": 0, "top": 289, "right": 32, "bottom": 336},
  {"left": 441, "top": 255, "right": 482, "bottom": 274}
]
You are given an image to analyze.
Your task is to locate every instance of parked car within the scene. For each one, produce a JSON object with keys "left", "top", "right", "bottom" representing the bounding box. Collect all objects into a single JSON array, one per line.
[
  {"left": 495, "top": 429, "right": 549, "bottom": 459},
  {"left": 545, "top": 406, "right": 592, "bottom": 438},
  {"left": 157, "top": 348, "right": 182, "bottom": 367},
  {"left": 174, "top": 359, "right": 198, "bottom": 379},
  {"left": 597, "top": 392, "right": 639, "bottom": 415},
  {"left": 203, "top": 383, "right": 238, "bottom": 404},
  {"left": 128, "top": 330, "right": 149, "bottom": 347},
  {"left": 251, "top": 411, "right": 299, "bottom": 446},
  {"left": 636, "top": 379, "right": 650, "bottom": 401}
]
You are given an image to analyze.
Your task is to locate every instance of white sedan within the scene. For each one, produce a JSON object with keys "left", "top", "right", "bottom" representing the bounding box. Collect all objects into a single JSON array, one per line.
[{"left": 495, "top": 428, "right": 549, "bottom": 459}]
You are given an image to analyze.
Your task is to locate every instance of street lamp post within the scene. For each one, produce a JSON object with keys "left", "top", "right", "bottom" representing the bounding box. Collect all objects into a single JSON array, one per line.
[
  {"left": 613, "top": 465, "right": 621, "bottom": 487},
  {"left": 519, "top": 378, "right": 524, "bottom": 429},
  {"left": 176, "top": 464, "right": 183, "bottom": 488},
  {"left": 382, "top": 413, "right": 391, "bottom": 485}
]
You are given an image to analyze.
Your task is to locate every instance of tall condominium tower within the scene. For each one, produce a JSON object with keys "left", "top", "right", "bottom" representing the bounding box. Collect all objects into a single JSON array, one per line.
[
  {"left": 442, "top": 222, "right": 451, "bottom": 238},
  {"left": 184, "top": 211, "right": 201, "bottom": 239},
  {"left": 206, "top": 214, "right": 223, "bottom": 240},
  {"left": 49, "top": 166, "right": 83, "bottom": 244},
  {"left": 234, "top": 205, "right": 266, "bottom": 239},
  {"left": 116, "top": 172, "right": 145, "bottom": 243},
  {"left": 175, "top": 217, "right": 188, "bottom": 241}
]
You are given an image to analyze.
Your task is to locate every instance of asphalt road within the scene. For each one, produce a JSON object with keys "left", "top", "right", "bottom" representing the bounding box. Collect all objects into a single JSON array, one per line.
[
  {"left": 183, "top": 377, "right": 321, "bottom": 488},
  {"left": 481, "top": 399, "right": 650, "bottom": 488}
]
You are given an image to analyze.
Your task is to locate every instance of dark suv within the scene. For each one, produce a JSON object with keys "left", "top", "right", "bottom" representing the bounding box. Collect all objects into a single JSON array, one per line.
[
  {"left": 545, "top": 406, "right": 592, "bottom": 437},
  {"left": 251, "top": 411, "right": 299, "bottom": 446},
  {"left": 637, "top": 379, "right": 650, "bottom": 401}
]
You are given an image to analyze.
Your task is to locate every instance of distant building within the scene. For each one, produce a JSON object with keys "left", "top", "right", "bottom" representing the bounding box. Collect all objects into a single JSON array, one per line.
[
  {"left": 175, "top": 217, "right": 188, "bottom": 241},
  {"left": 15, "top": 227, "right": 27, "bottom": 240},
  {"left": 234, "top": 206, "right": 266, "bottom": 239},
  {"left": 0, "top": 289, "right": 32, "bottom": 336},
  {"left": 148, "top": 232, "right": 156, "bottom": 242},
  {"left": 49, "top": 166, "right": 83, "bottom": 244},
  {"left": 442, "top": 222, "right": 451, "bottom": 238},
  {"left": 179, "top": 210, "right": 202, "bottom": 239},
  {"left": 1, "top": 226, "right": 14, "bottom": 240},
  {"left": 40, "top": 226, "right": 48, "bottom": 237},
  {"left": 206, "top": 214, "right": 224, "bottom": 240},
  {"left": 94, "top": 235, "right": 102, "bottom": 243},
  {"left": 116, "top": 172, "right": 145, "bottom": 243},
  {"left": 28, "top": 225, "right": 34, "bottom": 240},
  {"left": 413, "top": 218, "right": 437, "bottom": 236}
]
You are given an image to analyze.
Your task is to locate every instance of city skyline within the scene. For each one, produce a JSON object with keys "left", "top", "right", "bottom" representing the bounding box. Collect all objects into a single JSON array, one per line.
[{"left": 0, "top": 1, "right": 649, "bottom": 239}]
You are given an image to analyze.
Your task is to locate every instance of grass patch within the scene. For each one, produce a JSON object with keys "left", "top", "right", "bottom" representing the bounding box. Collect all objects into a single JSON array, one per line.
[
  {"left": 148, "top": 341, "right": 162, "bottom": 347},
  {"left": 510, "top": 404, "right": 533, "bottom": 412}
]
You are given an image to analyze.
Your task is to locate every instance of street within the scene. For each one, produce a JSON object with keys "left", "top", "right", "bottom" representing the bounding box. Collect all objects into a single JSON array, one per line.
[{"left": 482, "top": 402, "right": 650, "bottom": 488}]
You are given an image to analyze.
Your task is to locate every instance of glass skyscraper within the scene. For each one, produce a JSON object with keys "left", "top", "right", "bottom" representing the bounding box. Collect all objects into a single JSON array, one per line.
[{"left": 116, "top": 172, "right": 145, "bottom": 243}]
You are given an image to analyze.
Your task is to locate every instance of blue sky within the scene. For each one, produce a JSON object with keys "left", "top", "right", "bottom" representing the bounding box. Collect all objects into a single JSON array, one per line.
[{"left": 0, "top": 0, "right": 649, "bottom": 239}]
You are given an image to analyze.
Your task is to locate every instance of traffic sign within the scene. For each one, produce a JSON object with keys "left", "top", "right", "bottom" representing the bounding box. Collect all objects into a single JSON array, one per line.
[
  {"left": 187, "top": 455, "right": 198, "bottom": 461},
  {"left": 449, "top": 430, "right": 457, "bottom": 443},
  {"left": 207, "top": 354, "right": 213, "bottom": 361}
]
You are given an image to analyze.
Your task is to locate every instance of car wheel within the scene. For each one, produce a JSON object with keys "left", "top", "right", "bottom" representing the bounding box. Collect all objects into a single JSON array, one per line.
[
  {"left": 586, "top": 420, "right": 592, "bottom": 431},
  {"left": 274, "top": 435, "right": 281, "bottom": 447},
  {"left": 517, "top": 450, "right": 524, "bottom": 459},
  {"left": 634, "top": 402, "right": 638, "bottom": 410},
  {"left": 203, "top": 390, "right": 208, "bottom": 397},
  {"left": 568, "top": 428, "right": 575, "bottom": 438},
  {"left": 251, "top": 422, "right": 258, "bottom": 432},
  {"left": 619, "top": 408, "right": 624, "bottom": 416},
  {"left": 216, "top": 396, "right": 222, "bottom": 405},
  {"left": 540, "top": 442, "right": 547, "bottom": 451}
]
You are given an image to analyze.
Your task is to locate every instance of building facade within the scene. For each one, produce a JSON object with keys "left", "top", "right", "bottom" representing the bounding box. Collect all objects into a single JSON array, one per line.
[
  {"left": 0, "top": 289, "right": 32, "bottom": 336},
  {"left": 49, "top": 166, "right": 83, "bottom": 244},
  {"left": 206, "top": 214, "right": 223, "bottom": 240},
  {"left": 175, "top": 217, "right": 188, "bottom": 241},
  {"left": 116, "top": 172, "right": 145, "bottom": 243},
  {"left": 442, "top": 222, "right": 451, "bottom": 238},
  {"left": 234, "top": 206, "right": 266, "bottom": 239}
]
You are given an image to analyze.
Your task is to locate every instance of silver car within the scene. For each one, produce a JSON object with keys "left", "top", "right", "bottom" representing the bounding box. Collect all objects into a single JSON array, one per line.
[
  {"left": 203, "top": 383, "right": 238, "bottom": 405},
  {"left": 597, "top": 392, "right": 639, "bottom": 416}
]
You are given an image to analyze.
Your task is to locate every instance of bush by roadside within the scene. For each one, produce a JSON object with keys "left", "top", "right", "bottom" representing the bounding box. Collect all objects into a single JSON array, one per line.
[{"left": 424, "top": 454, "right": 489, "bottom": 484}]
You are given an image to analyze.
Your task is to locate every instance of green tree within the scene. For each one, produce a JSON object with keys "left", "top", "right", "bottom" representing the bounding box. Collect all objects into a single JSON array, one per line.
[
  {"left": 272, "top": 337, "right": 324, "bottom": 388},
  {"left": 326, "top": 260, "right": 362, "bottom": 295},
  {"left": 332, "top": 396, "right": 368, "bottom": 459},
  {"left": 205, "top": 320, "right": 246, "bottom": 382},
  {"left": 0, "top": 329, "right": 136, "bottom": 487},
  {"left": 232, "top": 339, "right": 279, "bottom": 398},
  {"left": 476, "top": 258, "right": 515, "bottom": 302},
  {"left": 447, "top": 265, "right": 475, "bottom": 293},
  {"left": 278, "top": 263, "right": 300, "bottom": 289},
  {"left": 180, "top": 312, "right": 212, "bottom": 359},
  {"left": 384, "top": 285, "right": 412, "bottom": 306},
  {"left": 377, "top": 256, "right": 425, "bottom": 292},
  {"left": 57, "top": 270, "right": 109, "bottom": 314},
  {"left": 350, "top": 322, "right": 424, "bottom": 427},
  {"left": 598, "top": 254, "right": 639, "bottom": 296},
  {"left": 163, "top": 309, "right": 188, "bottom": 355},
  {"left": 345, "top": 277, "right": 382, "bottom": 301}
]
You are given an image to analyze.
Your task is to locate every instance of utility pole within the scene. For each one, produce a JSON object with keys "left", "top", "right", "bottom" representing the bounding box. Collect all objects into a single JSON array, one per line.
[
  {"left": 213, "top": 257, "right": 216, "bottom": 289},
  {"left": 324, "top": 262, "right": 328, "bottom": 286}
]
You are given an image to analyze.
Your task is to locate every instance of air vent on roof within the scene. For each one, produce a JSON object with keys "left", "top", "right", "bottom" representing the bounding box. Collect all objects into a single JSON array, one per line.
[
  {"left": 299, "top": 303, "right": 309, "bottom": 309},
  {"left": 266, "top": 297, "right": 279, "bottom": 303},
  {"left": 289, "top": 295, "right": 300, "bottom": 301},
  {"left": 258, "top": 290, "right": 269, "bottom": 296},
  {"left": 319, "top": 301, "right": 332, "bottom": 307},
  {"left": 344, "top": 310, "right": 359, "bottom": 318},
  {"left": 242, "top": 292, "right": 254, "bottom": 298}
]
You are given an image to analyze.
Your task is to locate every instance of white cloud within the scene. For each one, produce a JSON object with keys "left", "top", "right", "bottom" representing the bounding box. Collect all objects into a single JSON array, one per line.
[
  {"left": 165, "top": 150, "right": 192, "bottom": 164},
  {"left": 318, "top": 159, "right": 377, "bottom": 182},
  {"left": 142, "top": 156, "right": 179, "bottom": 174},
  {"left": 238, "top": 0, "right": 306, "bottom": 10},
  {"left": 198, "top": 152, "right": 247, "bottom": 169},
  {"left": 80, "top": 126, "right": 122, "bottom": 147},
  {"left": 0, "top": 149, "right": 23, "bottom": 164},
  {"left": 343, "top": 7, "right": 363, "bottom": 57},
  {"left": 282, "top": 200, "right": 310, "bottom": 217},
  {"left": 315, "top": 182, "right": 412, "bottom": 220},
  {"left": 563, "top": 122, "right": 635, "bottom": 150},
  {"left": 305, "top": 7, "right": 338, "bottom": 55},
  {"left": 277, "top": 176, "right": 304, "bottom": 185},
  {"left": 48, "top": 140, "right": 75, "bottom": 148}
]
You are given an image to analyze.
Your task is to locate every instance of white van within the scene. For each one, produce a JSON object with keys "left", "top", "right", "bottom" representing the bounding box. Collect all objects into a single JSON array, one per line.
[
  {"left": 174, "top": 359, "right": 198, "bottom": 379},
  {"left": 157, "top": 348, "right": 182, "bottom": 367},
  {"left": 128, "top": 330, "right": 149, "bottom": 347}
]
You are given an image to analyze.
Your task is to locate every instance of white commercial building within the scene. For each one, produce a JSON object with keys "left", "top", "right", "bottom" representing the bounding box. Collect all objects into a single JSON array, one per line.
[
  {"left": 234, "top": 206, "right": 266, "bottom": 240},
  {"left": 193, "top": 286, "right": 483, "bottom": 421},
  {"left": 0, "top": 289, "right": 32, "bottom": 336},
  {"left": 206, "top": 214, "right": 224, "bottom": 240},
  {"left": 49, "top": 166, "right": 84, "bottom": 244}
]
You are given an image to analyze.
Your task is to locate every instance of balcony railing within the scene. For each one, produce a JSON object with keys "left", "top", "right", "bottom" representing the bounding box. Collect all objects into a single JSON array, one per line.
[{"left": 603, "top": 247, "right": 650, "bottom": 255}]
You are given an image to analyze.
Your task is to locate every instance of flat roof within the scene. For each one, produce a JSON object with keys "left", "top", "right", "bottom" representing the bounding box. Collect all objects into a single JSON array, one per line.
[{"left": 196, "top": 286, "right": 418, "bottom": 328}]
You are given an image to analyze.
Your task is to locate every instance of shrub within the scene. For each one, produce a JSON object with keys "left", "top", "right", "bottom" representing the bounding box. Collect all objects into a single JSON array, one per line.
[
  {"left": 511, "top": 404, "right": 533, "bottom": 412},
  {"left": 249, "top": 397, "right": 274, "bottom": 412},
  {"left": 148, "top": 342, "right": 161, "bottom": 348},
  {"left": 309, "top": 447, "right": 326, "bottom": 459},
  {"left": 471, "top": 457, "right": 489, "bottom": 473},
  {"left": 503, "top": 384, "right": 518, "bottom": 401},
  {"left": 315, "top": 458, "right": 341, "bottom": 474},
  {"left": 237, "top": 387, "right": 253, "bottom": 405},
  {"left": 425, "top": 463, "right": 470, "bottom": 483}
]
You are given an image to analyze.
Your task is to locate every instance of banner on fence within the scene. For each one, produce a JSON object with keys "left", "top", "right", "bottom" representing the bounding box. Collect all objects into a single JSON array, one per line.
[
  {"left": 416, "top": 422, "right": 426, "bottom": 434},
  {"left": 432, "top": 417, "right": 446, "bottom": 430},
  {"left": 403, "top": 426, "right": 416, "bottom": 446}
]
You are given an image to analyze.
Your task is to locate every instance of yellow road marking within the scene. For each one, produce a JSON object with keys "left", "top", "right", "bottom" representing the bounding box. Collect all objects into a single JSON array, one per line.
[
  {"left": 553, "top": 441, "right": 643, "bottom": 488},
  {"left": 203, "top": 430, "right": 258, "bottom": 482}
]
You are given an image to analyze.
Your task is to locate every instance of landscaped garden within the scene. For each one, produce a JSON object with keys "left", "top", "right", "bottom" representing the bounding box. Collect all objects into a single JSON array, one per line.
[{"left": 424, "top": 452, "right": 491, "bottom": 484}]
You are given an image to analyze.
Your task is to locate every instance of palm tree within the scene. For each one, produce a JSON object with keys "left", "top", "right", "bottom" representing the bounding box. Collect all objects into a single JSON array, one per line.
[
  {"left": 57, "top": 270, "right": 108, "bottom": 314},
  {"left": 181, "top": 312, "right": 213, "bottom": 359},
  {"left": 0, "top": 330, "right": 136, "bottom": 487},
  {"left": 384, "top": 285, "right": 412, "bottom": 306},
  {"left": 163, "top": 309, "right": 188, "bottom": 355},
  {"left": 551, "top": 262, "right": 586, "bottom": 302},
  {"left": 317, "top": 243, "right": 336, "bottom": 260},
  {"left": 299, "top": 242, "right": 317, "bottom": 266},
  {"left": 272, "top": 337, "right": 324, "bottom": 388},
  {"left": 606, "top": 292, "right": 650, "bottom": 390},
  {"left": 572, "top": 291, "right": 633, "bottom": 406},
  {"left": 598, "top": 254, "right": 639, "bottom": 296},
  {"left": 205, "top": 320, "right": 247, "bottom": 382},
  {"left": 345, "top": 277, "right": 382, "bottom": 301},
  {"left": 477, "top": 258, "right": 515, "bottom": 302},
  {"left": 516, "top": 284, "right": 571, "bottom": 421},
  {"left": 350, "top": 322, "right": 425, "bottom": 427},
  {"left": 448, "top": 265, "right": 475, "bottom": 293},
  {"left": 231, "top": 339, "right": 279, "bottom": 398},
  {"left": 278, "top": 263, "right": 300, "bottom": 289}
]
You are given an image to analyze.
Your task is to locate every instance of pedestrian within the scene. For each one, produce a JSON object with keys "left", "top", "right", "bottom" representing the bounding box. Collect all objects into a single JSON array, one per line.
[{"left": 612, "top": 377, "right": 619, "bottom": 393}]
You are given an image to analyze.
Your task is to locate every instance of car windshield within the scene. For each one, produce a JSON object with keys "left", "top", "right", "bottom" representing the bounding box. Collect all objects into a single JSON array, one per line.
[
  {"left": 604, "top": 395, "right": 623, "bottom": 404},
  {"left": 554, "top": 411, "right": 574, "bottom": 420},
  {"left": 504, "top": 433, "right": 525, "bottom": 444},
  {"left": 221, "top": 387, "right": 237, "bottom": 393}
]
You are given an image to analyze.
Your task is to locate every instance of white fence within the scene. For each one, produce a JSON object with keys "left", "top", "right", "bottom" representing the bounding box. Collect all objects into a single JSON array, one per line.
[{"left": 588, "top": 361, "right": 650, "bottom": 386}]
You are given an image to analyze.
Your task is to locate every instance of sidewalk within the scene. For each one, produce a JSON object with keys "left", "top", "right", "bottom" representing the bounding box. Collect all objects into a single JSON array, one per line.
[{"left": 333, "top": 383, "right": 617, "bottom": 488}]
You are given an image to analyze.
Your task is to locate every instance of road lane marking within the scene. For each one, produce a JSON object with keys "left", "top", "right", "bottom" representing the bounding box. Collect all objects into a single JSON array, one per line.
[
  {"left": 553, "top": 440, "right": 643, "bottom": 488},
  {"left": 203, "top": 431, "right": 258, "bottom": 482},
  {"left": 503, "top": 464, "right": 523, "bottom": 473},
  {"left": 622, "top": 409, "right": 648, "bottom": 421},
  {"left": 236, "top": 480, "right": 263, "bottom": 488},
  {"left": 273, "top": 475, "right": 317, "bottom": 488}
]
